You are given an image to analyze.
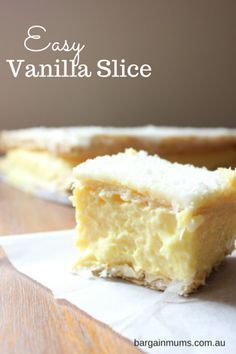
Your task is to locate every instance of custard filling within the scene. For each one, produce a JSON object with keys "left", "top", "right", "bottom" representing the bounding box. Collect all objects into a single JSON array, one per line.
[
  {"left": 73, "top": 183, "right": 236, "bottom": 289},
  {"left": 0, "top": 149, "right": 74, "bottom": 192}
]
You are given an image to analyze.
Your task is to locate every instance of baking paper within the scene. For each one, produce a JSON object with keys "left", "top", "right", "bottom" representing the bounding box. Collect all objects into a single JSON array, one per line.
[{"left": 1, "top": 230, "right": 236, "bottom": 354}]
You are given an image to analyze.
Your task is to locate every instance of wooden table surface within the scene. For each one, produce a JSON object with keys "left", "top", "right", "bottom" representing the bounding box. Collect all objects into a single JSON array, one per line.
[{"left": 0, "top": 183, "right": 140, "bottom": 354}]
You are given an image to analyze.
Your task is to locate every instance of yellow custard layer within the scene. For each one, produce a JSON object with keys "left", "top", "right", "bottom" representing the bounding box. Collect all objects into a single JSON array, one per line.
[
  {"left": 73, "top": 183, "right": 236, "bottom": 292},
  {"left": 0, "top": 149, "right": 74, "bottom": 193}
]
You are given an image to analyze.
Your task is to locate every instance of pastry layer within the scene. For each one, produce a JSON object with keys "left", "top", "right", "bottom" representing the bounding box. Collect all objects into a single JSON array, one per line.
[
  {"left": 72, "top": 150, "right": 236, "bottom": 295},
  {"left": 165, "top": 147, "right": 236, "bottom": 169}
]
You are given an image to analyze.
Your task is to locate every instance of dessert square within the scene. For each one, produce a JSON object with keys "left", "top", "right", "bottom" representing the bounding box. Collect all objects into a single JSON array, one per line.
[
  {"left": 72, "top": 149, "right": 236, "bottom": 295},
  {"left": 1, "top": 126, "right": 236, "bottom": 204}
]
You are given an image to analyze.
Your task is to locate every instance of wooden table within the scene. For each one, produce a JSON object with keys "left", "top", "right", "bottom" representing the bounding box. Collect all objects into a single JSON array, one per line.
[{"left": 0, "top": 183, "right": 140, "bottom": 354}]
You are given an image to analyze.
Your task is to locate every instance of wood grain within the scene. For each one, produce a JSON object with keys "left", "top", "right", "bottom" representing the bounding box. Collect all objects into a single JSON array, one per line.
[
  {"left": 0, "top": 183, "right": 141, "bottom": 354},
  {"left": 0, "top": 183, "right": 75, "bottom": 236}
]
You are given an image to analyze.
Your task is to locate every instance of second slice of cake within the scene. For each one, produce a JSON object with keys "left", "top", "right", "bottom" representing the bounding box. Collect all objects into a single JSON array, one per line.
[{"left": 72, "top": 149, "right": 236, "bottom": 295}]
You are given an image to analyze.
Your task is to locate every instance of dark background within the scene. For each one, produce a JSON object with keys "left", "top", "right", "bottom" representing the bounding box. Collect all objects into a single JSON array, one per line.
[{"left": 0, "top": 0, "right": 235, "bottom": 129}]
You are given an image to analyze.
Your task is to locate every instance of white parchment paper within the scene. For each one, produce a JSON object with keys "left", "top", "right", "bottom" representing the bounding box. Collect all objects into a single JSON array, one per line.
[{"left": 1, "top": 230, "right": 236, "bottom": 354}]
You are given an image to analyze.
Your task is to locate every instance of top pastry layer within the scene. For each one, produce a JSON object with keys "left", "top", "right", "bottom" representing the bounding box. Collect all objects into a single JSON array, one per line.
[
  {"left": 1, "top": 126, "right": 236, "bottom": 156},
  {"left": 73, "top": 149, "right": 236, "bottom": 211}
]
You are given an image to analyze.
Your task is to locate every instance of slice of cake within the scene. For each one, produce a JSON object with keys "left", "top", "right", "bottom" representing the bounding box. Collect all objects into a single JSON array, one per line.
[
  {"left": 72, "top": 149, "right": 236, "bottom": 295},
  {"left": 1, "top": 126, "right": 236, "bottom": 204}
]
